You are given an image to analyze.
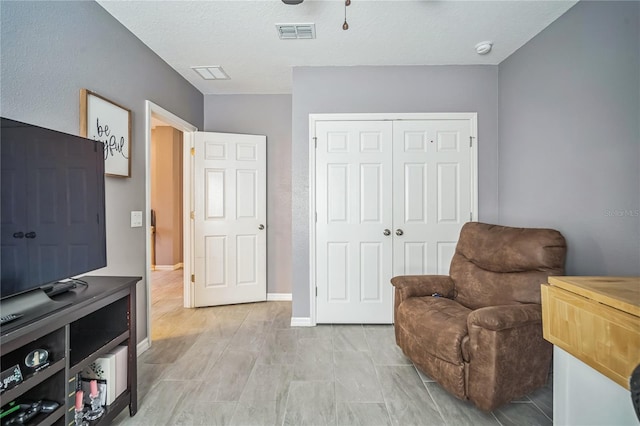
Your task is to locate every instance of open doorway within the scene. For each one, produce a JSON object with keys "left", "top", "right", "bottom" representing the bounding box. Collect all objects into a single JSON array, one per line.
[
  {"left": 144, "top": 101, "right": 197, "bottom": 350},
  {"left": 151, "top": 122, "right": 183, "bottom": 274},
  {"left": 149, "top": 120, "right": 184, "bottom": 339}
]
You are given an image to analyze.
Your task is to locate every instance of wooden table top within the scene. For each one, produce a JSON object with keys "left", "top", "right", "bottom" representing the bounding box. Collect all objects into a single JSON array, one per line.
[{"left": 548, "top": 276, "right": 640, "bottom": 317}]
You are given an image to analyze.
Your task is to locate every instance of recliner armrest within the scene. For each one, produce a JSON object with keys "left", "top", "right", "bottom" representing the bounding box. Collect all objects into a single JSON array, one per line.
[
  {"left": 391, "top": 275, "right": 455, "bottom": 303},
  {"left": 467, "top": 304, "right": 542, "bottom": 331}
]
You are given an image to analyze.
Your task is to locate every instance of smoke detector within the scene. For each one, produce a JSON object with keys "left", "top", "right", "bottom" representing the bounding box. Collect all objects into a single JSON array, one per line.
[
  {"left": 475, "top": 41, "right": 493, "bottom": 55},
  {"left": 282, "top": 0, "right": 303, "bottom": 4}
]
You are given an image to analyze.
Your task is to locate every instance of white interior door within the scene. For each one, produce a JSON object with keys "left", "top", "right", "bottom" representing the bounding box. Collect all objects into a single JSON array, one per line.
[
  {"left": 393, "top": 120, "right": 472, "bottom": 276},
  {"left": 193, "top": 131, "right": 266, "bottom": 307},
  {"left": 315, "top": 121, "right": 394, "bottom": 323}
]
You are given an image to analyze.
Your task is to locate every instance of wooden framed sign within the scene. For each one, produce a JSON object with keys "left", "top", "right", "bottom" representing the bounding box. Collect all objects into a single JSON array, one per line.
[{"left": 80, "top": 89, "right": 132, "bottom": 177}]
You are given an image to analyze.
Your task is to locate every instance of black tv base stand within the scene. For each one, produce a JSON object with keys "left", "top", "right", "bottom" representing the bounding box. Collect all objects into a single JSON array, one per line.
[{"left": 1, "top": 276, "right": 140, "bottom": 426}]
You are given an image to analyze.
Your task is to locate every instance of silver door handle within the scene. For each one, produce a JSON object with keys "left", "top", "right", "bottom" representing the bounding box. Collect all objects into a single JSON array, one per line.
[
  {"left": 395, "top": 229, "right": 404, "bottom": 236},
  {"left": 383, "top": 229, "right": 391, "bottom": 236},
  {"left": 258, "top": 224, "right": 265, "bottom": 230}
]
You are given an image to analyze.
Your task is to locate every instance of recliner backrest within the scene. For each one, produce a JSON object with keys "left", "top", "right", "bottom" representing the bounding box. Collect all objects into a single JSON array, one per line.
[{"left": 450, "top": 222, "right": 567, "bottom": 310}]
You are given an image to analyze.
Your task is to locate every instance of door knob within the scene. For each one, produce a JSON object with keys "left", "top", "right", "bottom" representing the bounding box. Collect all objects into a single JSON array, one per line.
[
  {"left": 395, "top": 229, "right": 404, "bottom": 236},
  {"left": 258, "top": 224, "right": 265, "bottom": 230},
  {"left": 13, "top": 232, "right": 24, "bottom": 239},
  {"left": 25, "top": 231, "right": 37, "bottom": 239},
  {"left": 383, "top": 229, "right": 391, "bottom": 236}
]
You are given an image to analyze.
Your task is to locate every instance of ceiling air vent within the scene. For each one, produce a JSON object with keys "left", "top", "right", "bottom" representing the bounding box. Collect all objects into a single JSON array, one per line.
[
  {"left": 191, "top": 66, "right": 230, "bottom": 80},
  {"left": 276, "top": 23, "right": 315, "bottom": 40}
]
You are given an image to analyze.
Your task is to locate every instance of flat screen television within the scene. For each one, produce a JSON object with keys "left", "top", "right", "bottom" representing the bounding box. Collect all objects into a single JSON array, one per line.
[{"left": 1, "top": 117, "right": 107, "bottom": 302}]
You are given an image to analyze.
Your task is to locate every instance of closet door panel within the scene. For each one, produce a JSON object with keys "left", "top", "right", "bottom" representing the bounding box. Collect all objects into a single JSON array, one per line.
[
  {"left": 316, "top": 121, "right": 394, "bottom": 323},
  {"left": 393, "top": 120, "right": 472, "bottom": 277}
]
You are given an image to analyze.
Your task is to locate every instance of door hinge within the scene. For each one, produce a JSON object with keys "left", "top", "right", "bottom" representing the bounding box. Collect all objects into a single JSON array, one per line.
[
  {"left": 191, "top": 274, "right": 195, "bottom": 283},
  {"left": 313, "top": 137, "right": 317, "bottom": 149},
  {"left": 315, "top": 287, "right": 318, "bottom": 297},
  {"left": 315, "top": 212, "right": 317, "bottom": 222},
  {"left": 469, "top": 136, "right": 473, "bottom": 147},
  {"left": 470, "top": 212, "right": 473, "bottom": 221},
  {"left": 190, "top": 211, "right": 194, "bottom": 220},
  {"left": 191, "top": 147, "right": 195, "bottom": 156}
]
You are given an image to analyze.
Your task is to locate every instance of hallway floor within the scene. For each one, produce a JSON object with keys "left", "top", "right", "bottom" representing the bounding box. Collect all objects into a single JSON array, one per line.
[{"left": 113, "top": 269, "right": 553, "bottom": 425}]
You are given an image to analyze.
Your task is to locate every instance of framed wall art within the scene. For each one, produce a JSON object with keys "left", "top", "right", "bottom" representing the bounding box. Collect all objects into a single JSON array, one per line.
[{"left": 80, "top": 89, "right": 132, "bottom": 177}]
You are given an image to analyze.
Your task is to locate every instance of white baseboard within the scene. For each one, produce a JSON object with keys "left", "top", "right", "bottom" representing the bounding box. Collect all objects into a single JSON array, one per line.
[
  {"left": 290, "top": 317, "right": 314, "bottom": 327},
  {"left": 137, "top": 337, "right": 151, "bottom": 355},
  {"left": 267, "top": 293, "right": 292, "bottom": 301},
  {"left": 153, "top": 263, "right": 183, "bottom": 271}
]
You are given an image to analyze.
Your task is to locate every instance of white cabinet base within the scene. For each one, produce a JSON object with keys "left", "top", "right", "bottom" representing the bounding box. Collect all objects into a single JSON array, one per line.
[{"left": 554, "top": 347, "right": 639, "bottom": 425}]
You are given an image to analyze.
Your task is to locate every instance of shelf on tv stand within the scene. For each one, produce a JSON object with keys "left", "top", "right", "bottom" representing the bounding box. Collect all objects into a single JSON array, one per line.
[{"left": 0, "top": 276, "right": 141, "bottom": 426}]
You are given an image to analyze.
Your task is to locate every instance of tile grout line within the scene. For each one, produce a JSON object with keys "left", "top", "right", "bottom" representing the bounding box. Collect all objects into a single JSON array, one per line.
[
  {"left": 371, "top": 361, "right": 395, "bottom": 426},
  {"left": 527, "top": 395, "right": 553, "bottom": 423},
  {"left": 419, "top": 368, "right": 448, "bottom": 426},
  {"left": 281, "top": 374, "right": 303, "bottom": 425},
  {"left": 491, "top": 411, "right": 505, "bottom": 426}
]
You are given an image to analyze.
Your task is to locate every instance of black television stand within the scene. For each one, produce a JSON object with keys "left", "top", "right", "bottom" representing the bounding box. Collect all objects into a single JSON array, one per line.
[{"left": 1, "top": 276, "right": 140, "bottom": 426}]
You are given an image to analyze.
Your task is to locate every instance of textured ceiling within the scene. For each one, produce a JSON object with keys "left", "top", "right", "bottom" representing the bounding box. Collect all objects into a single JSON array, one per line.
[{"left": 97, "top": 0, "right": 578, "bottom": 95}]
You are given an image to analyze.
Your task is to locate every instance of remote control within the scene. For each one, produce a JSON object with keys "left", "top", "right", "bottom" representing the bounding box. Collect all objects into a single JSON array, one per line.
[
  {"left": 43, "top": 281, "right": 77, "bottom": 297},
  {"left": 0, "top": 313, "right": 23, "bottom": 325}
]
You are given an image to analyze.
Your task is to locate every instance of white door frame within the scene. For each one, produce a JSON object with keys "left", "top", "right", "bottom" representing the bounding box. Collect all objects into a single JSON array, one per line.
[
  {"left": 308, "top": 112, "right": 478, "bottom": 326},
  {"left": 144, "top": 101, "right": 198, "bottom": 350}
]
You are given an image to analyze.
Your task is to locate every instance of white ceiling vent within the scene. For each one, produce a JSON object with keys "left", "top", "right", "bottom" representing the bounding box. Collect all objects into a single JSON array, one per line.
[
  {"left": 276, "top": 23, "right": 316, "bottom": 40},
  {"left": 191, "top": 66, "right": 230, "bottom": 80}
]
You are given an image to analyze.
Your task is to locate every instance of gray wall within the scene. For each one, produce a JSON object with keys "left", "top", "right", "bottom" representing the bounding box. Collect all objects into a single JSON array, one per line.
[
  {"left": 1, "top": 1, "right": 204, "bottom": 343},
  {"left": 291, "top": 66, "right": 499, "bottom": 318},
  {"left": 204, "top": 95, "right": 292, "bottom": 294},
  {"left": 498, "top": 1, "right": 640, "bottom": 275}
]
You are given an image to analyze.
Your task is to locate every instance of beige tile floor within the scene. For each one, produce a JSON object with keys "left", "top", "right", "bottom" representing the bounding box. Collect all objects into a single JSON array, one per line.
[{"left": 113, "top": 269, "right": 553, "bottom": 426}]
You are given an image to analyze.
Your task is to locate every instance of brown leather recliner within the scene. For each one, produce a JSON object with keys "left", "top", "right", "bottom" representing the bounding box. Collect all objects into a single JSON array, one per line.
[{"left": 391, "top": 222, "right": 567, "bottom": 411}]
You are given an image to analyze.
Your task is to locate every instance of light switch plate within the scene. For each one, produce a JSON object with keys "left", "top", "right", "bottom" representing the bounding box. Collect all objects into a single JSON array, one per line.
[{"left": 131, "top": 211, "right": 143, "bottom": 228}]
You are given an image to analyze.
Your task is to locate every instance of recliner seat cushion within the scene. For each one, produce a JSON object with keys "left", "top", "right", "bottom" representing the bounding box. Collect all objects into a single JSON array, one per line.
[{"left": 396, "top": 297, "right": 471, "bottom": 365}]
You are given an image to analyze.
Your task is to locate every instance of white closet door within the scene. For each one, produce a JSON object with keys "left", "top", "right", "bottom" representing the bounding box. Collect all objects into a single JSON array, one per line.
[
  {"left": 393, "top": 120, "right": 472, "bottom": 276},
  {"left": 315, "top": 121, "right": 394, "bottom": 323},
  {"left": 314, "top": 116, "right": 476, "bottom": 324}
]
